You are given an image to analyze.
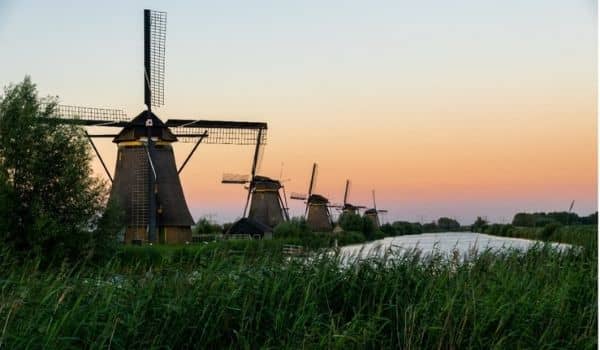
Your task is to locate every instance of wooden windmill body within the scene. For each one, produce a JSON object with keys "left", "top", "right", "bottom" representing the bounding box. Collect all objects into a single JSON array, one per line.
[
  {"left": 223, "top": 139, "right": 289, "bottom": 234},
  {"left": 290, "top": 163, "right": 333, "bottom": 232},
  {"left": 110, "top": 111, "right": 194, "bottom": 243},
  {"left": 247, "top": 176, "right": 288, "bottom": 228},
  {"left": 44, "top": 9, "right": 268, "bottom": 244},
  {"left": 364, "top": 190, "right": 388, "bottom": 229}
]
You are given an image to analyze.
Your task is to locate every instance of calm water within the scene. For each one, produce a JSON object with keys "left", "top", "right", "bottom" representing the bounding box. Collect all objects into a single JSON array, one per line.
[{"left": 339, "top": 232, "right": 571, "bottom": 259}]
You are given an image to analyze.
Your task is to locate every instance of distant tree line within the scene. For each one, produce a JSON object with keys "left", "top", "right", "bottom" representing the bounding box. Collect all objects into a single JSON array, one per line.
[{"left": 511, "top": 211, "right": 597, "bottom": 227}]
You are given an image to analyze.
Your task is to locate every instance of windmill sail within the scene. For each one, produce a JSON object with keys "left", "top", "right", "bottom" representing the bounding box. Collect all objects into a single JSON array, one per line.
[
  {"left": 38, "top": 9, "right": 270, "bottom": 244},
  {"left": 222, "top": 173, "right": 250, "bottom": 184},
  {"left": 45, "top": 104, "right": 129, "bottom": 126},
  {"left": 144, "top": 9, "right": 167, "bottom": 109},
  {"left": 166, "top": 119, "right": 267, "bottom": 144},
  {"left": 290, "top": 163, "right": 332, "bottom": 231}
]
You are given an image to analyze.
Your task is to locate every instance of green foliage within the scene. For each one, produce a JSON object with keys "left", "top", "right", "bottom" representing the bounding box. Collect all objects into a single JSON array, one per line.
[
  {"left": 380, "top": 221, "right": 423, "bottom": 236},
  {"left": 336, "top": 231, "right": 366, "bottom": 245},
  {"left": 361, "top": 215, "right": 376, "bottom": 240},
  {"left": 338, "top": 212, "right": 363, "bottom": 232},
  {"left": 0, "top": 241, "right": 594, "bottom": 348},
  {"left": 471, "top": 216, "right": 488, "bottom": 232},
  {"left": 193, "top": 217, "right": 222, "bottom": 234},
  {"left": 422, "top": 221, "right": 438, "bottom": 232},
  {"left": 89, "top": 198, "right": 125, "bottom": 262},
  {"left": 512, "top": 211, "right": 598, "bottom": 227},
  {"left": 337, "top": 212, "right": 377, "bottom": 240},
  {"left": 222, "top": 222, "right": 234, "bottom": 233},
  {"left": 483, "top": 224, "right": 597, "bottom": 250},
  {"left": 0, "top": 77, "right": 122, "bottom": 263},
  {"left": 273, "top": 217, "right": 312, "bottom": 238},
  {"left": 540, "top": 222, "right": 563, "bottom": 240},
  {"left": 436, "top": 217, "right": 460, "bottom": 231},
  {"left": 272, "top": 218, "right": 367, "bottom": 249}
]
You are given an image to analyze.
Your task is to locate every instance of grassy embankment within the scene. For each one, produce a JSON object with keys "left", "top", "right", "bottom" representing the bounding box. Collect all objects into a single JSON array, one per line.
[{"left": 0, "top": 225, "right": 596, "bottom": 349}]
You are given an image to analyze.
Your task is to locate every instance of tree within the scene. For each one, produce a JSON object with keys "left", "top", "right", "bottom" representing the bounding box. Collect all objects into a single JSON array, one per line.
[
  {"left": 471, "top": 216, "right": 488, "bottom": 232},
  {"left": 512, "top": 213, "right": 537, "bottom": 227},
  {"left": 0, "top": 77, "right": 122, "bottom": 263},
  {"left": 422, "top": 221, "right": 438, "bottom": 232},
  {"left": 338, "top": 212, "right": 363, "bottom": 232},
  {"left": 193, "top": 217, "right": 223, "bottom": 235},
  {"left": 437, "top": 217, "right": 460, "bottom": 231},
  {"left": 337, "top": 212, "right": 376, "bottom": 240}
]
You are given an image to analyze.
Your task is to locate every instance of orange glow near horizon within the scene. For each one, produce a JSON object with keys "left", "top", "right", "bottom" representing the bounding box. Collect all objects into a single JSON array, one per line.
[
  {"left": 3, "top": 0, "right": 596, "bottom": 224},
  {"left": 87, "top": 76, "right": 597, "bottom": 224}
]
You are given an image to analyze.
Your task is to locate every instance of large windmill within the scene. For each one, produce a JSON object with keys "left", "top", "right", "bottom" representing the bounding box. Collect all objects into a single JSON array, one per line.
[
  {"left": 45, "top": 9, "right": 268, "bottom": 244},
  {"left": 363, "top": 190, "right": 388, "bottom": 229},
  {"left": 222, "top": 143, "right": 289, "bottom": 232},
  {"left": 290, "top": 163, "right": 333, "bottom": 232}
]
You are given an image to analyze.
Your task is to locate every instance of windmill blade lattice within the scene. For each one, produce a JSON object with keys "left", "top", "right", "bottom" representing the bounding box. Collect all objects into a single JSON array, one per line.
[
  {"left": 145, "top": 9, "right": 167, "bottom": 108},
  {"left": 166, "top": 119, "right": 267, "bottom": 144},
  {"left": 222, "top": 173, "right": 250, "bottom": 184},
  {"left": 45, "top": 104, "right": 129, "bottom": 126},
  {"left": 290, "top": 192, "right": 307, "bottom": 200}
]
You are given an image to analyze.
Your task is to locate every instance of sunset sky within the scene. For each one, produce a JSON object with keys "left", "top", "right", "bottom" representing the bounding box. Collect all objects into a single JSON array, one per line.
[{"left": 1, "top": 0, "right": 597, "bottom": 224}]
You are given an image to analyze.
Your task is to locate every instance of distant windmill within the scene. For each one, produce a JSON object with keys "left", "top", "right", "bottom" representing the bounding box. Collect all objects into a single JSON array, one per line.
[
  {"left": 222, "top": 139, "right": 289, "bottom": 231},
  {"left": 42, "top": 9, "right": 268, "bottom": 244},
  {"left": 290, "top": 163, "right": 333, "bottom": 232},
  {"left": 364, "top": 190, "right": 388, "bottom": 229},
  {"left": 338, "top": 180, "right": 365, "bottom": 215}
]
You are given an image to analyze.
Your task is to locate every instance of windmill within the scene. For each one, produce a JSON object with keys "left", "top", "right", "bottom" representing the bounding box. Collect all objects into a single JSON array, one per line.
[
  {"left": 222, "top": 138, "right": 289, "bottom": 232},
  {"left": 338, "top": 180, "right": 365, "bottom": 215},
  {"left": 363, "top": 190, "right": 388, "bottom": 229},
  {"left": 43, "top": 9, "right": 268, "bottom": 244},
  {"left": 290, "top": 163, "right": 333, "bottom": 232}
]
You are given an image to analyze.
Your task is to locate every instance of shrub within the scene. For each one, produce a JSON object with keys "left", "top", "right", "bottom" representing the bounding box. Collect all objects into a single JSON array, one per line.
[
  {"left": 273, "top": 217, "right": 311, "bottom": 238},
  {"left": 380, "top": 223, "right": 396, "bottom": 236},
  {"left": 338, "top": 212, "right": 363, "bottom": 232},
  {"left": 422, "top": 221, "right": 438, "bottom": 232},
  {"left": 337, "top": 231, "right": 366, "bottom": 245},
  {"left": 193, "top": 217, "right": 222, "bottom": 235},
  {"left": 437, "top": 217, "right": 460, "bottom": 231},
  {"left": 540, "top": 222, "right": 562, "bottom": 240}
]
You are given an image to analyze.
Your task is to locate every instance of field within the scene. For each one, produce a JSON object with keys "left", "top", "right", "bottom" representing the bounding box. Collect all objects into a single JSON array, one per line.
[{"left": 0, "top": 227, "right": 596, "bottom": 349}]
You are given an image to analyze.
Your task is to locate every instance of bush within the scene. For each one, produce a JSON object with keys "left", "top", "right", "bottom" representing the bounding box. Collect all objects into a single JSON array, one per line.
[
  {"left": 422, "top": 221, "right": 438, "bottom": 232},
  {"left": 380, "top": 223, "right": 396, "bottom": 236},
  {"left": 540, "top": 222, "right": 562, "bottom": 240},
  {"left": 471, "top": 217, "right": 488, "bottom": 232},
  {"left": 373, "top": 230, "right": 386, "bottom": 240},
  {"left": 193, "top": 217, "right": 222, "bottom": 235},
  {"left": 273, "top": 217, "right": 312, "bottom": 238},
  {"left": 336, "top": 231, "right": 366, "bottom": 245},
  {"left": 338, "top": 212, "right": 363, "bottom": 232},
  {"left": 437, "top": 217, "right": 460, "bottom": 231},
  {"left": 391, "top": 221, "right": 423, "bottom": 235}
]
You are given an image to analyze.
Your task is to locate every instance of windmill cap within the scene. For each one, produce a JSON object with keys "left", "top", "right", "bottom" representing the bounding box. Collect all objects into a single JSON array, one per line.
[
  {"left": 343, "top": 203, "right": 358, "bottom": 210},
  {"left": 308, "top": 194, "right": 329, "bottom": 204},
  {"left": 253, "top": 175, "right": 282, "bottom": 189},
  {"left": 113, "top": 110, "right": 177, "bottom": 143},
  {"left": 364, "top": 208, "right": 378, "bottom": 215}
]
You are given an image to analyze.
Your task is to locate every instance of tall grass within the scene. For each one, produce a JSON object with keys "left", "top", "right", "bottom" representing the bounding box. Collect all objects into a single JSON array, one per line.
[{"left": 0, "top": 241, "right": 595, "bottom": 349}]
